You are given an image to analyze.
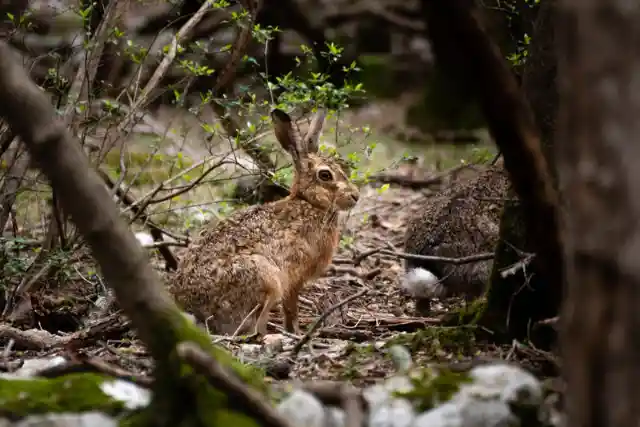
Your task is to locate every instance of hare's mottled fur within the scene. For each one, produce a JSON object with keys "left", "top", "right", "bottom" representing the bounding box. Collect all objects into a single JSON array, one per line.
[
  {"left": 402, "top": 161, "right": 511, "bottom": 303},
  {"left": 169, "top": 109, "right": 360, "bottom": 336}
]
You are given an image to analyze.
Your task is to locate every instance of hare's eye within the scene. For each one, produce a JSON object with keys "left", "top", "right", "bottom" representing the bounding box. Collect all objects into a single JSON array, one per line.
[{"left": 317, "top": 169, "right": 333, "bottom": 182}]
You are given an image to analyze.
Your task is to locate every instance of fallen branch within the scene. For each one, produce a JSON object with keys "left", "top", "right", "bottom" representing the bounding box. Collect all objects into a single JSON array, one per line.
[
  {"left": 369, "top": 163, "right": 478, "bottom": 189},
  {"left": 383, "top": 249, "right": 494, "bottom": 265},
  {"left": 0, "top": 313, "right": 126, "bottom": 350},
  {"left": 354, "top": 247, "right": 494, "bottom": 266},
  {"left": 177, "top": 341, "right": 293, "bottom": 427}
]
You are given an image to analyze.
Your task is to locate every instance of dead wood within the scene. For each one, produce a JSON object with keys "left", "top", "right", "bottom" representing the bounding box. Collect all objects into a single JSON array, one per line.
[{"left": 0, "top": 313, "right": 126, "bottom": 350}]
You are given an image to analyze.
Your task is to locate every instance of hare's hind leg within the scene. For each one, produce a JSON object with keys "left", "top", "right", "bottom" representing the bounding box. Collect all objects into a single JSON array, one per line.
[
  {"left": 254, "top": 293, "right": 279, "bottom": 336},
  {"left": 282, "top": 287, "right": 300, "bottom": 334},
  {"left": 247, "top": 254, "right": 285, "bottom": 336}
]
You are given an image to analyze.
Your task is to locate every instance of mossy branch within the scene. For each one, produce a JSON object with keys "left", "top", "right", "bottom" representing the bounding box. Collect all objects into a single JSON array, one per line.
[{"left": 0, "top": 40, "right": 266, "bottom": 425}]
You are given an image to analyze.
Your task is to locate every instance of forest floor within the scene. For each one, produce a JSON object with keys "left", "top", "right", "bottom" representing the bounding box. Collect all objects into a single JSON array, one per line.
[{"left": 0, "top": 156, "right": 559, "bottom": 390}]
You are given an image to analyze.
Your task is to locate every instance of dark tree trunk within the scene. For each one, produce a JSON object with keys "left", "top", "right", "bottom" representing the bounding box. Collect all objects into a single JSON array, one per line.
[
  {"left": 420, "top": 0, "right": 563, "bottom": 348},
  {"left": 483, "top": 0, "right": 560, "bottom": 347},
  {"left": 556, "top": 1, "right": 640, "bottom": 426}
]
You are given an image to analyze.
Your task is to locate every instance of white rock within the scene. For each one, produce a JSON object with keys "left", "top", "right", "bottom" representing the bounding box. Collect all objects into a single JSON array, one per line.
[
  {"left": 2, "top": 356, "right": 68, "bottom": 379},
  {"left": 411, "top": 399, "right": 515, "bottom": 427},
  {"left": 383, "top": 376, "right": 414, "bottom": 396},
  {"left": 364, "top": 375, "right": 414, "bottom": 410},
  {"left": 100, "top": 379, "right": 151, "bottom": 410},
  {"left": 238, "top": 344, "right": 263, "bottom": 360},
  {"left": 277, "top": 390, "right": 326, "bottom": 427},
  {"left": 464, "top": 364, "right": 542, "bottom": 406},
  {"left": 370, "top": 398, "right": 417, "bottom": 427},
  {"left": 13, "top": 412, "right": 118, "bottom": 427},
  {"left": 325, "top": 407, "right": 346, "bottom": 427},
  {"left": 410, "top": 363, "right": 544, "bottom": 427}
]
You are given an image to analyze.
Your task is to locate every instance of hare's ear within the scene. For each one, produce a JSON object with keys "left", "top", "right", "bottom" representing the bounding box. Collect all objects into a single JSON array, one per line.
[
  {"left": 271, "top": 109, "right": 304, "bottom": 167},
  {"left": 303, "top": 108, "right": 326, "bottom": 153}
]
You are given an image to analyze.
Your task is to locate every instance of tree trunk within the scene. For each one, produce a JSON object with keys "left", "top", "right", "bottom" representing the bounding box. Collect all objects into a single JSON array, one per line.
[
  {"left": 483, "top": 0, "right": 560, "bottom": 347},
  {"left": 420, "top": 0, "right": 563, "bottom": 348},
  {"left": 556, "top": 1, "right": 640, "bottom": 426}
]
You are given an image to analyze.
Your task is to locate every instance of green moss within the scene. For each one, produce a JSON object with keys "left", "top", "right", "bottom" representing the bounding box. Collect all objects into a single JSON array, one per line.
[
  {"left": 446, "top": 298, "right": 488, "bottom": 326},
  {"left": 386, "top": 326, "right": 476, "bottom": 356},
  {"left": 395, "top": 367, "right": 472, "bottom": 412},
  {"left": 125, "top": 310, "right": 268, "bottom": 426},
  {"left": 0, "top": 373, "right": 130, "bottom": 419}
]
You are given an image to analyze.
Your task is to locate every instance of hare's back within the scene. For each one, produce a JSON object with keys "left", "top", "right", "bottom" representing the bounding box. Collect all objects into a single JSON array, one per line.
[
  {"left": 189, "top": 204, "right": 289, "bottom": 258},
  {"left": 404, "top": 166, "right": 511, "bottom": 261}
]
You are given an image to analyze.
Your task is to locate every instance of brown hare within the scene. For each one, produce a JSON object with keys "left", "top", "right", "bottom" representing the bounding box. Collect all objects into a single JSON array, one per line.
[
  {"left": 401, "top": 159, "right": 512, "bottom": 309},
  {"left": 169, "top": 108, "right": 360, "bottom": 337}
]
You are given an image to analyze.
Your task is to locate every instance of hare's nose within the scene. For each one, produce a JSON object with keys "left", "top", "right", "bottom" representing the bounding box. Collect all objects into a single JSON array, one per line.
[{"left": 350, "top": 193, "right": 360, "bottom": 203}]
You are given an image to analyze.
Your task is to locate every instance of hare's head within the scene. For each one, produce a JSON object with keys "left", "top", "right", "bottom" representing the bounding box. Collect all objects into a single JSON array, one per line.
[{"left": 272, "top": 108, "right": 360, "bottom": 211}]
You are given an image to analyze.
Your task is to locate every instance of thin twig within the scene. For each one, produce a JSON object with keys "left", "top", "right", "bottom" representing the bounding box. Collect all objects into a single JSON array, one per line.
[
  {"left": 131, "top": 0, "right": 215, "bottom": 112},
  {"left": 355, "top": 247, "right": 494, "bottom": 265},
  {"left": 176, "top": 341, "right": 293, "bottom": 427},
  {"left": 292, "top": 288, "right": 369, "bottom": 356},
  {"left": 382, "top": 249, "right": 494, "bottom": 264},
  {"left": 141, "top": 240, "right": 188, "bottom": 249}
]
